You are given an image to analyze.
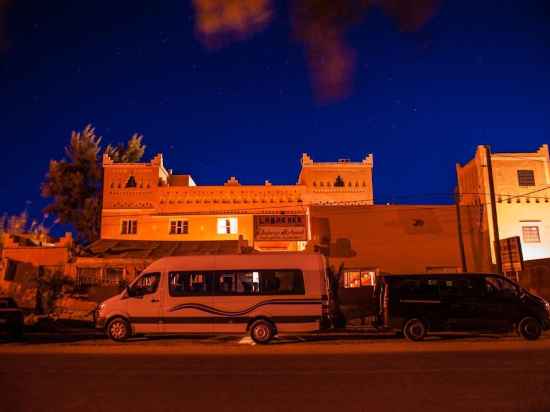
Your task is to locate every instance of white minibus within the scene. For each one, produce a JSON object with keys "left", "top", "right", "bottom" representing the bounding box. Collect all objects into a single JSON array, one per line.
[{"left": 95, "top": 253, "right": 329, "bottom": 343}]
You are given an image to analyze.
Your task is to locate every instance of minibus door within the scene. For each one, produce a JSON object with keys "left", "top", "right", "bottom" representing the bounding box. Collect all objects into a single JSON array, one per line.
[{"left": 127, "top": 272, "right": 162, "bottom": 334}]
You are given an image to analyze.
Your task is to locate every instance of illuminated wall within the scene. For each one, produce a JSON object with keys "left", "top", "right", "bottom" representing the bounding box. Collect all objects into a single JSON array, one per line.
[
  {"left": 101, "top": 152, "right": 373, "bottom": 251},
  {"left": 457, "top": 144, "right": 550, "bottom": 263}
]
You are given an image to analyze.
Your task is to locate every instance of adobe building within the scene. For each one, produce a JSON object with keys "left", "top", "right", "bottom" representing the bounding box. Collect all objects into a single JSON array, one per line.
[
  {"left": 100, "top": 152, "right": 374, "bottom": 252},
  {"left": 457, "top": 144, "right": 550, "bottom": 265},
  {"left": 98, "top": 151, "right": 479, "bottom": 281}
]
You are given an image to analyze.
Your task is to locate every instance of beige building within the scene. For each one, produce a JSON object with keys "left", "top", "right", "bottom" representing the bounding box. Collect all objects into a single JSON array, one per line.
[
  {"left": 101, "top": 152, "right": 374, "bottom": 252},
  {"left": 457, "top": 144, "right": 550, "bottom": 264}
]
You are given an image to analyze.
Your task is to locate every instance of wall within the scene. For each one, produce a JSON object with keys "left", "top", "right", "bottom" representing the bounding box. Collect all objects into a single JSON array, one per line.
[
  {"left": 457, "top": 144, "right": 550, "bottom": 264},
  {"left": 308, "top": 205, "right": 465, "bottom": 274},
  {"left": 0, "top": 233, "right": 73, "bottom": 310}
]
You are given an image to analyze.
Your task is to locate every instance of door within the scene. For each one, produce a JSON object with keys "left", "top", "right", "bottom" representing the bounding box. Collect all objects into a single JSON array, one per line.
[
  {"left": 161, "top": 270, "right": 215, "bottom": 334},
  {"left": 127, "top": 272, "right": 162, "bottom": 334},
  {"left": 479, "top": 276, "right": 522, "bottom": 331},
  {"left": 439, "top": 277, "right": 484, "bottom": 331},
  {"left": 210, "top": 269, "right": 263, "bottom": 334}
]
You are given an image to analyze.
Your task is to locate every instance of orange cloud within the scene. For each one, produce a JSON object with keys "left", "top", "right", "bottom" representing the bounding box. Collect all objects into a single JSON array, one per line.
[
  {"left": 193, "top": 0, "right": 273, "bottom": 48},
  {"left": 192, "top": 0, "right": 440, "bottom": 102}
]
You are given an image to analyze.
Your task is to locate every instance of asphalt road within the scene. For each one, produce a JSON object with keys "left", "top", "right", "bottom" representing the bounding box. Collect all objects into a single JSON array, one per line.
[{"left": 1, "top": 334, "right": 550, "bottom": 412}]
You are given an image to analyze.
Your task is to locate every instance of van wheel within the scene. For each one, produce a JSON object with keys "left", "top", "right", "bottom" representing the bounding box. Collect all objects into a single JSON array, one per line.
[
  {"left": 518, "top": 317, "right": 542, "bottom": 341},
  {"left": 250, "top": 319, "right": 275, "bottom": 344},
  {"left": 107, "top": 317, "right": 131, "bottom": 342},
  {"left": 403, "top": 318, "right": 427, "bottom": 342}
]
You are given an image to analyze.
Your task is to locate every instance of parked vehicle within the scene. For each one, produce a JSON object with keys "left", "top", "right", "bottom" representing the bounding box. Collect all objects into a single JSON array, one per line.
[
  {"left": 0, "top": 297, "right": 24, "bottom": 340},
  {"left": 96, "top": 253, "right": 329, "bottom": 343},
  {"left": 374, "top": 273, "right": 550, "bottom": 341}
]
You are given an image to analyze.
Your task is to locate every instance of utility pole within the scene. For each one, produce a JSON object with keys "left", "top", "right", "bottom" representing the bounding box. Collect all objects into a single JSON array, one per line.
[
  {"left": 454, "top": 185, "right": 467, "bottom": 272},
  {"left": 485, "top": 145, "right": 503, "bottom": 274}
]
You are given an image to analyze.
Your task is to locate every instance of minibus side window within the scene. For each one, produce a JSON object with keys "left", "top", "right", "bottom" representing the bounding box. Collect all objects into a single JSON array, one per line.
[
  {"left": 169, "top": 271, "right": 213, "bottom": 297},
  {"left": 212, "top": 271, "right": 260, "bottom": 295},
  {"left": 130, "top": 273, "right": 161, "bottom": 296},
  {"left": 210, "top": 270, "right": 305, "bottom": 295},
  {"left": 260, "top": 270, "right": 305, "bottom": 295}
]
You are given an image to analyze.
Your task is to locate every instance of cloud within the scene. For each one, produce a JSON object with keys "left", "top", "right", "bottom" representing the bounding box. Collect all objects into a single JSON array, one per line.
[
  {"left": 193, "top": 0, "right": 273, "bottom": 48},
  {"left": 191, "top": 0, "right": 442, "bottom": 102}
]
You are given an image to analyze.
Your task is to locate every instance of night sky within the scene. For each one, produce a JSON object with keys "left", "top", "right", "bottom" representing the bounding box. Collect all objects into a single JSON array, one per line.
[{"left": 1, "top": 0, "right": 549, "bottom": 229}]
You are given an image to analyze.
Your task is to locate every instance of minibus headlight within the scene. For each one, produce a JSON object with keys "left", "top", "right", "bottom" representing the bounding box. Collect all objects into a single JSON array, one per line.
[{"left": 545, "top": 301, "right": 550, "bottom": 315}]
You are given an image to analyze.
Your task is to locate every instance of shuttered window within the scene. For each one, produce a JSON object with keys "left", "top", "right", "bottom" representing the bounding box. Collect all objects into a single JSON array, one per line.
[
  {"left": 522, "top": 226, "right": 540, "bottom": 243},
  {"left": 517, "top": 170, "right": 535, "bottom": 187}
]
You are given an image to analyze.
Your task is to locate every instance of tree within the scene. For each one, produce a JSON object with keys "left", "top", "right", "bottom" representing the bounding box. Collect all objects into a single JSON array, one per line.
[
  {"left": 41, "top": 125, "right": 146, "bottom": 244},
  {"left": 105, "top": 133, "right": 145, "bottom": 163}
]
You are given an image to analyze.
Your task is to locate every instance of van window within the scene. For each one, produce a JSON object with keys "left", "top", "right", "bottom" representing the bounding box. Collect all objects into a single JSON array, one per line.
[
  {"left": 211, "top": 269, "right": 305, "bottom": 296},
  {"left": 169, "top": 272, "right": 213, "bottom": 296},
  {"left": 485, "top": 276, "right": 518, "bottom": 299},
  {"left": 397, "top": 278, "right": 439, "bottom": 301},
  {"left": 131, "top": 273, "right": 160, "bottom": 296},
  {"left": 261, "top": 270, "right": 305, "bottom": 295},
  {"left": 439, "top": 278, "right": 483, "bottom": 298}
]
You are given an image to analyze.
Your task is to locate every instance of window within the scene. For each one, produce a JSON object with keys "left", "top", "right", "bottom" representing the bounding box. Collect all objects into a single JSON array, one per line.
[
  {"left": 0, "top": 298, "right": 17, "bottom": 309},
  {"left": 439, "top": 278, "right": 483, "bottom": 298},
  {"left": 104, "top": 267, "right": 124, "bottom": 286},
  {"left": 397, "top": 278, "right": 440, "bottom": 301},
  {"left": 121, "top": 219, "right": 138, "bottom": 235},
  {"left": 169, "top": 269, "right": 305, "bottom": 296},
  {"left": 334, "top": 175, "right": 345, "bottom": 187},
  {"left": 522, "top": 226, "right": 540, "bottom": 243},
  {"left": 170, "top": 220, "right": 189, "bottom": 235},
  {"left": 131, "top": 272, "right": 161, "bottom": 296},
  {"left": 260, "top": 270, "right": 305, "bottom": 294},
  {"left": 217, "top": 217, "right": 237, "bottom": 234},
  {"left": 4, "top": 259, "right": 17, "bottom": 281},
  {"left": 76, "top": 267, "right": 102, "bottom": 288},
  {"left": 344, "top": 270, "right": 375, "bottom": 288},
  {"left": 169, "top": 271, "right": 213, "bottom": 296},
  {"left": 212, "top": 271, "right": 261, "bottom": 295},
  {"left": 485, "top": 276, "right": 518, "bottom": 299},
  {"left": 517, "top": 170, "right": 535, "bottom": 187},
  {"left": 126, "top": 176, "right": 137, "bottom": 188}
]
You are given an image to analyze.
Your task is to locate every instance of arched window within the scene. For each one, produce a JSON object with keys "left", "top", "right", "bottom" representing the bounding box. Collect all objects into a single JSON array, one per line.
[
  {"left": 334, "top": 175, "right": 345, "bottom": 187},
  {"left": 126, "top": 176, "right": 137, "bottom": 188}
]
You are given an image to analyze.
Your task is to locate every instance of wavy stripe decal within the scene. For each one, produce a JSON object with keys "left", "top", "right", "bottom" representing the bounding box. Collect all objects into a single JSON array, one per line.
[{"left": 168, "top": 299, "right": 321, "bottom": 317}]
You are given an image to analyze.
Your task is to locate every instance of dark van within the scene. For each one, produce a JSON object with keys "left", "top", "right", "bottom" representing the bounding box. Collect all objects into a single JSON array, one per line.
[{"left": 374, "top": 273, "right": 550, "bottom": 341}]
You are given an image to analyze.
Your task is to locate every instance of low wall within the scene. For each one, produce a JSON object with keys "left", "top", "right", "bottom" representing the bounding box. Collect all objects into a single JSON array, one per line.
[{"left": 519, "top": 258, "right": 550, "bottom": 300}]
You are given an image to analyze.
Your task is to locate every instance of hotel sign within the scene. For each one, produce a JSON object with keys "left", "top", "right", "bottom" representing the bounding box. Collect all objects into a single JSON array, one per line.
[{"left": 254, "top": 215, "right": 308, "bottom": 241}]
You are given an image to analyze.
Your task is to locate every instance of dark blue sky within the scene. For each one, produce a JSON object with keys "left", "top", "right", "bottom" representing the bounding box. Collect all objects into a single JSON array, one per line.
[{"left": 1, "top": 0, "right": 549, "bottom": 223}]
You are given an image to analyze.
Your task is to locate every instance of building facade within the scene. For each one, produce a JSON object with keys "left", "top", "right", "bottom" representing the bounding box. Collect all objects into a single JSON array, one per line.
[
  {"left": 100, "top": 152, "right": 374, "bottom": 252},
  {"left": 457, "top": 144, "right": 550, "bottom": 264}
]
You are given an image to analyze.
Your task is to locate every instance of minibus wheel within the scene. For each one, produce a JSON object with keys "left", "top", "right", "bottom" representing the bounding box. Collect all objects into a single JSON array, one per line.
[
  {"left": 107, "top": 317, "right": 131, "bottom": 342},
  {"left": 403, "top": 318, "right": 427, "bottom": 342},
  {"left": 518, "top": 317, "right": 542, "bottom": 341},
  {"left": 250, "top": 319, "right": 275, "bottom": 344}
]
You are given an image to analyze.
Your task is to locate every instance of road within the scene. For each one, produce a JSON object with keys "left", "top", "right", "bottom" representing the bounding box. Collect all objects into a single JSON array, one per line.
[{"left": 1, "top": 333, "right": 550, "bottom": 412}]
